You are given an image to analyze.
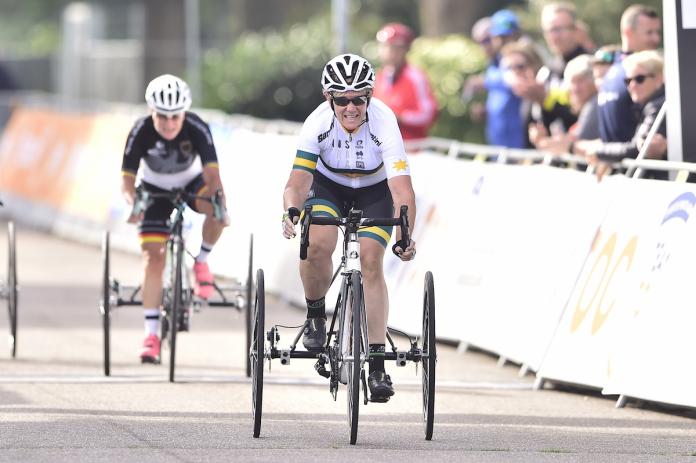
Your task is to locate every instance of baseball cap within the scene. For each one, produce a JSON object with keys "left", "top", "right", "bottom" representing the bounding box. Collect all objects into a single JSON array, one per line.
[
  {"left": 590, "top": 47, "right": 617, "bottom": 65},
  {"left": 490, "top": 9, "right": 520, "bottom": 37},
  {"left": 376, "top": 23, "right": 415, "bottom": 46}
]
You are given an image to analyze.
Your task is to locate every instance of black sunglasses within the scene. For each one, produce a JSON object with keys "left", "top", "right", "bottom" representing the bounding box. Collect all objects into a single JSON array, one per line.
[
  {"left": 624, "top": 74, "right": 654, "bottom": 85},
  {"left": 504, "top": 63, "right": 528, "bottom": 72},
  {"left": 332, "top": 95, "right": 369, "bottom": 107}
]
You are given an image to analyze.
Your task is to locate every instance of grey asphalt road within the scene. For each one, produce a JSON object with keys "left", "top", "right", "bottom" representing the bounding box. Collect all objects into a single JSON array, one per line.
[{"left": 0, "top": 222, "right": 695, "bottom": 462}]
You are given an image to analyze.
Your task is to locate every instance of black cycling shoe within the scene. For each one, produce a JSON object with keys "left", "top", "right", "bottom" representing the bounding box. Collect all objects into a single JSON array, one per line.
[
  {"left": 177, "top": 307, "right": 190, "bottom": 332},
  {"left": 302, "top": 317, "right": 327, "bottom": 352},
  {"left": 368, "top": 370, "right": 395, "bottom": 402}
]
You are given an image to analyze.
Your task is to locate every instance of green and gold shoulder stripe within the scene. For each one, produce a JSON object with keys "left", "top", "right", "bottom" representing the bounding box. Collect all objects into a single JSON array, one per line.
[{"left": 293, "top": 150, "right": 319, "bottom": 173}]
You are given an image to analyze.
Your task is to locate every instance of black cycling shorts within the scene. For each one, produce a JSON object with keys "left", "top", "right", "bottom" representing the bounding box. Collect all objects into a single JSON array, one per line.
[
  {"left": 304, "top": 172, "right": 394, "bottom": 247},
  {"left": 138, "top": 175, "right": 207, "bottom": 244}
]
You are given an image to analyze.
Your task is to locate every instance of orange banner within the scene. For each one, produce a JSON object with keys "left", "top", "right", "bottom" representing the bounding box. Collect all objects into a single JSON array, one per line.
[{"left": 0, "top": 107, "right": 95, "bottom": 207}]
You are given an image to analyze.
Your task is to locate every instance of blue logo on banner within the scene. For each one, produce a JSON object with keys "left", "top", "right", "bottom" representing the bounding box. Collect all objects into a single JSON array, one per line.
[
  {"left": 649, "top": 192, "right": 696, "bottom": 274},
  {"left": 660, "top": 192, "right": 696, "bottom": 225},
  {"left": 472, "top": 176, "right": 484, "bottom": 195}
]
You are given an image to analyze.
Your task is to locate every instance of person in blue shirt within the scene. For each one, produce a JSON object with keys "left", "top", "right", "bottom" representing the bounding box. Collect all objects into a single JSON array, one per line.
[
  {"left": 483, "top": 9, "right": 526, "bottom": 148},
  {"left": 598, "top": 4, "right": 661, "bottom": 143}
]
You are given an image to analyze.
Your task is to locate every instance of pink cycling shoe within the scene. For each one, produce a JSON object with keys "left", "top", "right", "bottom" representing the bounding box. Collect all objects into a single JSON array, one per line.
[
  {"left": 140, "top": 334, "right": 161, "bottom": 364},
  {"left": 193, "top": 261, "right": 215, "bottom": 300}
]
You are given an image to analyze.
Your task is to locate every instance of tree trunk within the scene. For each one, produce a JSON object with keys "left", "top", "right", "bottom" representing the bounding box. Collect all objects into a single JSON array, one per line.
[
  {"left": 144, "top": 0, "right": 186, "bottom": 82},
  {"left": 419, "top": 0, "right": 503, "bottom": 37}
]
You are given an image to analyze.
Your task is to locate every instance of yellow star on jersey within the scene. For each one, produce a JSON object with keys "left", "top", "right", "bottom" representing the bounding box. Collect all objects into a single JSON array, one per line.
[{"left": 392, "top": 159, "right": 409, "bottom": 172}]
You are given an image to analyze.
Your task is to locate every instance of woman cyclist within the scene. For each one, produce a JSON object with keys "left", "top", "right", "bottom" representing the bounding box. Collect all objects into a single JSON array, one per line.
[{"left": 281, "top": 54, "right": 417, "bottom": 401}]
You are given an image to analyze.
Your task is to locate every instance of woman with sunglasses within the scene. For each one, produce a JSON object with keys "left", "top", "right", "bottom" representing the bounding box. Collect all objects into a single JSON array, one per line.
[
  {"left": 121, "top": 74, "right": 229, "bottom": 363},
  {"left": 572, "top": 50, "right": 666, "bottom": 179},
  {"left": 281, "top": 53, "right": 417, "bottom": 402}
]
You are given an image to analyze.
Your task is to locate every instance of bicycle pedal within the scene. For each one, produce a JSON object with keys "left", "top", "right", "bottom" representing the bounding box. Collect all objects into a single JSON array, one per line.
[
  {"left": 314, "top": 362, "right": 330, "bottom": 378},
  {"left": 369, "top": 395, "right": 390, "bottom": 403}
]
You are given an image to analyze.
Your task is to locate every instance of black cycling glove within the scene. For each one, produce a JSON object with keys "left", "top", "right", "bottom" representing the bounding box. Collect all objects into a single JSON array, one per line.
[{"left": 391, "top": 239, "right": 409, "bottom": 257}]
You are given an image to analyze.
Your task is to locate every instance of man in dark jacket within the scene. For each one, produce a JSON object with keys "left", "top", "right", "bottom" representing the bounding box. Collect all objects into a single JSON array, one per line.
[
  {"left": 597, "top": 4, "right": 661, "bottom": 143},
  {"left": 516, "top": 2, "right": 590, "bottom": 135},
  {"left": 574, "top": 50, "right": 666, "bottom": 179}
]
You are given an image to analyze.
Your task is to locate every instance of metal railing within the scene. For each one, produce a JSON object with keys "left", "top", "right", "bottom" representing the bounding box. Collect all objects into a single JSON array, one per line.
[{"left": 2, "top": 92, "right": 693, "bottom": 183}]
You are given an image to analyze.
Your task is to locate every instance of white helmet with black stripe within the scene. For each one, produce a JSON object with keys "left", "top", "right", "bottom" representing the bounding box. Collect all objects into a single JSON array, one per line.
[
  {"left": 145, "top": 74, "right": 192, "bottom": 115},
  {"left": 321, "top": 54, "right": 375, "bottom": 93}
]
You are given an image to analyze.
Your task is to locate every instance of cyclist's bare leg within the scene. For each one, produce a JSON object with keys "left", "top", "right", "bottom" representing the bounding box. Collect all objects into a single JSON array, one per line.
[
  {"left": 142, "top": 241, "right": 166, "bottom": 308},
  {"left": 300, "top": 224, "right": 338, "bottom": 299},
  {"left": 195, "top": 198, "right": 225, "bottom": 246},
  {"left": 201, "top": 214, "right": 224, "bottom": 244},
  {"left": 359, "top": 237, "right": 388, "bottom": 344}
]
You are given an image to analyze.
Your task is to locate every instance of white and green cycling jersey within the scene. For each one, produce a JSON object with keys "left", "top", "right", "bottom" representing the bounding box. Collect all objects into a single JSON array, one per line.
[{"left": 293, "top": 98, "right": 411, "bottom": 189}]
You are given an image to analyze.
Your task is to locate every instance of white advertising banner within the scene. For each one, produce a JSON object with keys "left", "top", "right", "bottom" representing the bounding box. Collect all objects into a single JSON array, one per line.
[
  {"left": 7, "top": 103, "right": 696, "bottom": 410},
  {"left": 603, "top": 183, "right": 696, "bottom": 408},
  {"left": 537, "top": 176, "right": 696, "bottom": 391},
  {"left": 485, "top": 166, "right": 610, "bottom": 371},
  {"left": 385, "top": 154, "right": 489, "bottom": 342}
]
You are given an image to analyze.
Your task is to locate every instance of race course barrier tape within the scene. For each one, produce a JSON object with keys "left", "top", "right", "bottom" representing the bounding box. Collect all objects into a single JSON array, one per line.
[{"left": 1, "top": 103, "right": 695, "bottom": 410}]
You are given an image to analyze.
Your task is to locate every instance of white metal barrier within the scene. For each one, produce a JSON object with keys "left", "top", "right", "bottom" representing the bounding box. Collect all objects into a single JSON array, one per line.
[{"left": 1, "top": 97, "right": 696, "bottom": 411}]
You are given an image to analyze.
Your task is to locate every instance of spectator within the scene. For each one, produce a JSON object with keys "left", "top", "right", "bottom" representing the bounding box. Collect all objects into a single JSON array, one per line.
[
  {"left": 529, "top": 54, "right": 600, "bottom": 154},
  {"left": 373, "top": 22, "right": 438, "bottom": 141},
  {"left": 463, "top": 17, "right": 493, "bottom": 123},
  {"left": 479, "top": 9, "right": 527, "bottom": 148},
  {"left": 472, "top": 16, "right": 496, "bottom": 62},
  {"left": 574, "top": 50, "right": 666, "bottom": 179},
  {"left": 575, "top": 20, "right": 597, "bottom": 53},
  {"left": 590, "top": 44, "right": 621, "bottom": 90},
  {"left": 518, "top": 2, "right": 590, "bottom": 135},
  {"left": 597, "top": 4, "right": 661, "bottom": 143},
  {"left": 500, "top": 41, "right": 544, "bottom": 96}
]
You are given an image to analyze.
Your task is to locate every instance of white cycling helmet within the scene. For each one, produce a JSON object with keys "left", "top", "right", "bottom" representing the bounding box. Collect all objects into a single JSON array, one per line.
[
  {"left": 145, "top": 74, "right": 192, "bottom": 115},
  {"left": 321, "top": 54, "right": 375, "bottom": 93}
]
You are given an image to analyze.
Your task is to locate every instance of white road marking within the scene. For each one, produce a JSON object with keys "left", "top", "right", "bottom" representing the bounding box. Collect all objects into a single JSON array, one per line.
[{"left": 0, "top": 374, "right": 533, "bottom": 390}]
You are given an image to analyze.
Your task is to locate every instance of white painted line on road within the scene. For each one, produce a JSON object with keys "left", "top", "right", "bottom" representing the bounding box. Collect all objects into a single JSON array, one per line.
[{"left": 0, "top": 374, "right": 533, "bottom": 390}]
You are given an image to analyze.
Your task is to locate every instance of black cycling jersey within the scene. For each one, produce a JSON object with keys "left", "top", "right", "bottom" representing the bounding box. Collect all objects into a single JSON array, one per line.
[{"left": 121, "top": 111, "right": 218, "bottom": 178}]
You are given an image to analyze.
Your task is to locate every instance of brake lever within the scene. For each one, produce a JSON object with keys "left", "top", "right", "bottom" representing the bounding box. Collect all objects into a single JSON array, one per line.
[
  {"left": 399, "top": 205, "right": 410, "bottom": 248},
  {"left": 212, "top": 190, "right": 230, "bottom": 225},
  {"left": 131, "top": 189, "right": 151, "bottom": 217},
  {"left": 300, "top": 205, "right": 312, "bottom": 260}
]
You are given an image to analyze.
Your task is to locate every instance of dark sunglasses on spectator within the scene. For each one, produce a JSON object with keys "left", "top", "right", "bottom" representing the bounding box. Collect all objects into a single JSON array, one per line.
[
  {"left": 624, "top": 74, "right": 654, "bottom": 85},
  {"left": 505, "top": 63, "right": 528, "bottom": 72},
  {"left": 477, "top": 37, "right": 492, "bottom": 45},
  {"left": 332, "top": 95, "right": 369, "bottom": 107}
]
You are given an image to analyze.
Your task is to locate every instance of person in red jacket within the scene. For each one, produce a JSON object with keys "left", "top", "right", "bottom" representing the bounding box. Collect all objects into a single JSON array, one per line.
[{"left": 374, "top": 23, "right": 438, "bottom": 141}]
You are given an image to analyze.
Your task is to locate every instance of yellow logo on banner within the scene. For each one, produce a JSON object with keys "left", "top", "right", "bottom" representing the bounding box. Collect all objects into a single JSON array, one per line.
[{"left": 570, "top": 231, "right": 638, "bottom": 334}]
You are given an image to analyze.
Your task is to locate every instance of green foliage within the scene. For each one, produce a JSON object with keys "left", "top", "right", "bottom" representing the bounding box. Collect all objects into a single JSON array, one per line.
[
  {"left": 406, "top": 34, "right": 487, "bottom": 142},
  {"left": 0, "top": 0, "right": 66, "bottom": 55},
  {"left": 199, "top": 0, "right": 663, "bottom": 142},
  {"left": 202, "top": 16, "right": 333, "bottom": 121},
  {"left": 520, "top": 0, "right": 663, "bottom": 48},
  {"left": 202, "top": 16, "right": 488, "bottom": 142}
]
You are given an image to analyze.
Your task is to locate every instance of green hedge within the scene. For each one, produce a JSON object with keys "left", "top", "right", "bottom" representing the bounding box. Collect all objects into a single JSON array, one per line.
[{"left": 202, "top": 17, "right": 488, "bottom": 142}]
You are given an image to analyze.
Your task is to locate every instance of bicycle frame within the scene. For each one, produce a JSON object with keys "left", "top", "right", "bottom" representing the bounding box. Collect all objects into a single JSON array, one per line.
[
  {"left": 331, "top": 210, "right": 370, "bottom": 396},
  {"left": 101, "top": 186, "right": 250, "bottom": 380},
  {"left": 252, "top": 204, "right": 438, "bottom": 444}
]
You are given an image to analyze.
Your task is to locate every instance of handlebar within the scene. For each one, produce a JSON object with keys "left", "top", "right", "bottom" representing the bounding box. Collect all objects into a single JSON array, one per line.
[
  {"left": 131, "top": 187, "right": 227, "bottom": 222},
  {"left": 299, "top": 204, "right": 410, "bottom": 260}
]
